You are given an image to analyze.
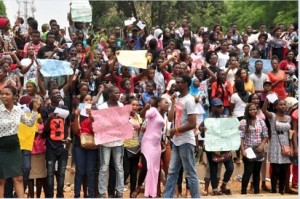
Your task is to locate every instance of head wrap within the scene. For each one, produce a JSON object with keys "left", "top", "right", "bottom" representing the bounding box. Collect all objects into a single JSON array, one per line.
[{"left": 0, "top": 18, "right": 9, "bottom": 28}]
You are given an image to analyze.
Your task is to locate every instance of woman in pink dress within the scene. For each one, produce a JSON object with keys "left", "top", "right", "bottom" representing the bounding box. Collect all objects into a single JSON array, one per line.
[{"left": 141, "top": 98, "right": 169, "bottom": 197}]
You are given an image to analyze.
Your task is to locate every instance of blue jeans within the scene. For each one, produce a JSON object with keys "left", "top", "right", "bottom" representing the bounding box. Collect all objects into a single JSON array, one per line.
[
  {"left": 206, "top": 151, "right": 234, "bottom": 190},
  {"left": 45, "top": 146, "right": 68, "bottom": 198},
  {"left": 163, "top": 143, "right": 200, "bottom": 198},
  {"left": 98, "top": 145, "right": 124, "bottom": 196},
  {"left": 73, "top": 143, "right": 97, "bottom": 198},
  {"left": 21, "top": 150, "right": 31, "bottom": 192}
]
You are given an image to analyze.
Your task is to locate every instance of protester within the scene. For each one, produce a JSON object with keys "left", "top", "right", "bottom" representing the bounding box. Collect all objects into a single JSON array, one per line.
[
  {"left": 0, "top": 85, "right": 40, "bottom": 198},
  {"left": 163, "top": 75, "right": 200, "bottom": 198},
  {"left": 0, "top": 11, "right": 297, "bottom": 198},
  {"left": 239, "top": 103, "right": 268, "bottom": 194}
]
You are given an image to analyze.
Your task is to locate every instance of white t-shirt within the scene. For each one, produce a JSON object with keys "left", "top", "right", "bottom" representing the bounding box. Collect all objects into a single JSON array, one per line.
[
  {"left": 226, "top": 68, "right": 238, "bottom": 86},
  {"left": 249, "top": 73, "right": 269, "bottom": 91},
  {"left": 96, "top": 101, "right": 124, "bottom": 147},
  {"left": 230, "top": 93, "right": 249, "bottom": 118},
  {"left": 21, "top": 58, "right": 38, "bottom": 89},
  {"left": 183, "top": 39, "right": 191, "bottom": 54},
  {"left": 217, "top": 51, "right": 229, "bottom": 70},
  {"left": 172, "top": 94, "right": 197, "bottom": 146}
]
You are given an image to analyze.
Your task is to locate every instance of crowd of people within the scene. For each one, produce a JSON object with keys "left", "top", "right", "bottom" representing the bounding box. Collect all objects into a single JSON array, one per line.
[{"left": 0, "top": 12, "right": 298, "bottom": 198}]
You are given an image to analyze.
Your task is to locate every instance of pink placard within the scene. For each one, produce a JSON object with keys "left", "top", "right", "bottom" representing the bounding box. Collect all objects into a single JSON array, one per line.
[{"left": 92, "top": 105, "right": 133, "bottom": 145}]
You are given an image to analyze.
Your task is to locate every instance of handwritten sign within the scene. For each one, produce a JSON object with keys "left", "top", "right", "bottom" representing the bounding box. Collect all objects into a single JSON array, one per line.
[
  {"left": 249, "top": 58, "right": 272, "bottom": 74},
  {"left": 71, "top": 0, "right": 92, "bottom": 22},
  {"left": 39, "top": 59, "right": 73, "bottom": 77},
  {"left": 116, "top": 50, "right": 147, "bottom": 69},
  {"left": 92, "top": 105, "right": 133, "bottom": 145},
  {"left": 204, "top": 118, "right": 240, "bottom": 151}
]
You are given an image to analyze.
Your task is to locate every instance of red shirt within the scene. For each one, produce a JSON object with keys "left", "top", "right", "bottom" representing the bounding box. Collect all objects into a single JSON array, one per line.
[
  {"left": 211, "top": 81, "right": 233, "bottom": 107},
  {"left": 114, "top": 74, "right": 138, "bottom": 93},
  {"left": 76, "top": 117, "right": 93, "bottom": 136},
  {"left": 267, "top": 70, "right": 287, "bottom": 99}
]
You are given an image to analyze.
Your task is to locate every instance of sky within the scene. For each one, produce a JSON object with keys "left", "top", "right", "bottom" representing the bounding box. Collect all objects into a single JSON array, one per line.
[{"left": 4, "top": 0, "right": 70, "bottom": 31}]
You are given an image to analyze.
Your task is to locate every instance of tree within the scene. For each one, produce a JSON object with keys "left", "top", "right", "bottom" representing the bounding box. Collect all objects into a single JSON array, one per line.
[
  {"left": 0, "top": 0, "right": 6, "bottom": 17},
  {"left": 88, "top": 1, "right": 297, "bottom": 33},
  {"left": 219, "top": 1, "right": 298, "bottom": 32}
]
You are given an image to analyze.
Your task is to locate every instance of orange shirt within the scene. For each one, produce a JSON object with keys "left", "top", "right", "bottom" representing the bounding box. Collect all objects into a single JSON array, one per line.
[
  {"left": 211, "top": 81, "right": 233, "bottom": 107},
  {"left": 267, "top": 70, "right": 287, "bottom": 99}
]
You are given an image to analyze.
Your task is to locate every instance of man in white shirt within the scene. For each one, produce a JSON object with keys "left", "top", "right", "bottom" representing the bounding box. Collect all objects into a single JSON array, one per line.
[
  {"left": 20, "top": 45, "right": 39, "bottom": 90},
  {"left": 249, "top": 60, "right": 269, "bottom": 93},
  {"left": 163, "top": 75, "right": 200, "bottom": 198}
]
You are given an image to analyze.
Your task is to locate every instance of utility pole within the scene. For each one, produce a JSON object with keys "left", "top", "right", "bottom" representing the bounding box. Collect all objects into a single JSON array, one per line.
[{"left": 16, "top": 0, "right": 36, "bottom": 25}]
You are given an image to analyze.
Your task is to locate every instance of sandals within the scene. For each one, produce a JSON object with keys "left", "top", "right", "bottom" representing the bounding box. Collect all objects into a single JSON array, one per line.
[
  {"left": 292, "top": 184, "right": 298, "bottom": 189},
  {"left": 285, "top": 189, "right": 298, "bottom": 194},
  {"left": 202, "top": 190, "right": 208, "bottom": 196},
  {"left": 221, "top": 188, "right": 232, "bottom": 195},
  {"left": 212, "top": 191, "right": 223, "bottom": 195},
  {"left": 131, "top": 187, "right": 141, "bottom": 198}
]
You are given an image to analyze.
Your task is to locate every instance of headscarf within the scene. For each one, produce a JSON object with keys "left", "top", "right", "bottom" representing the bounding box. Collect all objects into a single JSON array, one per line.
[
  {"left": 235, "top": 79, "right": 249, "bottom": 102},
  {"left": 0, "top": 18, "right": 9, "bottom": 29},
  {"left": 166, "top": 79, "right": 176, "bottom": 91},
  {"left": 189, "top": 78, "right": 200, "bottom": 96},
  {"left": 154, "top": 29, "right": 163, "bottom": 41}
]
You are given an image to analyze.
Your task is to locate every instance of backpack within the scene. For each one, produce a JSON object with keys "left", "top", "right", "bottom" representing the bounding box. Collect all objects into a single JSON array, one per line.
[{"left": 50, "top": 118, "right": 65, "bottom": 141}]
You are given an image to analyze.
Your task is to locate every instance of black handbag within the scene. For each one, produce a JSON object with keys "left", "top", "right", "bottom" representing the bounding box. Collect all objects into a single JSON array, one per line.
[
  {"left": 126, "top": 145, "right": 141, "bottom": 158},
  {"left": 249, "top": 145, "right": 265, "bottom": 161}
]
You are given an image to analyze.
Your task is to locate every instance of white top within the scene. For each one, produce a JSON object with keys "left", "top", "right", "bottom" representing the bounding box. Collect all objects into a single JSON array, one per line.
[
  {"left": 96, "top": 101, "right": 124, "bottom": 147},
  {"left": 171, "top": 94, "right": 197, "bottom": 146},
  {"left": 249, "top": 73, "right": 269, "bottom": 91},
  {"left": 0, "top": 104, "right": 37, "bottom": 138},
  {"left": 217, "top": 51, "right": 229, "bottom": 70},
  {"left": 230, "top": 93, "right": 250, "bottom": 117},
  {"left": 183, "top": 39, "right": 191, "bottom": 54},
  {"left": 226, "top": 68, "right": 238, "bottom": 86},
  {"left": 21, "top": 58, "right": 38, "bottom": 89}
]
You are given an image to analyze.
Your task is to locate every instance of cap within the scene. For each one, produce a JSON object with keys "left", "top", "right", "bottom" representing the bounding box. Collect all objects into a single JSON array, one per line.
[
  {"left": 263, "top": 81, "right": 272, "bottom": 86},
  {"left": 211, "top": 98, "right": 223, "bottom": 107}
]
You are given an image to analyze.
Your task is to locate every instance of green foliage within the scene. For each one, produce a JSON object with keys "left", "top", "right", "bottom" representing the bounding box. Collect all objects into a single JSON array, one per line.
[
  {"left": 89, "top": 1, "right": 297, "bottom": 32},
  {"left": 0, "top": 0, "right": 6, "bottom": 17},
  {"left": 220, "top": 1, "right": 298, "bottom": 32}
]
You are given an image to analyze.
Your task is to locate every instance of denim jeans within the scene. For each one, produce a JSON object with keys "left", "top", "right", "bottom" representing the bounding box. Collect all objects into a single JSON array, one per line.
[
  {"left": 206, "top": 151, "right": 234, "bottom": 190},
  {"left": 98, "top": 145, "right": 124, "bottom": 196},
  {"left": 73, "top": 141, "right": 97, "bottom": 198},
  {"left": 163, "top": 143, "right": 200, "bottom": 198},
  {"left": 21, "top": 150, "right": 31, "bottom": 192},
  {"left": 45, "top": 146, "right": 68, "bottom": 198}
]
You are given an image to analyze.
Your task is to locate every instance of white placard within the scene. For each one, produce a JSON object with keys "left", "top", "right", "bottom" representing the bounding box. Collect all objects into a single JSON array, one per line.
[
  {"left": 266, "top": 93, "right": 278, "bottom": 103},
  {"left": 245, "top": 147, "right": 256, "bottom": 159},
  {"left": 54, "top": 107, "right": 69, "bottom": 119}
]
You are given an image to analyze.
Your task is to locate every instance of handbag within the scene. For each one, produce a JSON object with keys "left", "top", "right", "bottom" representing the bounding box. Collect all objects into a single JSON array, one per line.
[
  {"left": 31, "top": 135, "right": 46, "bottom": 155},
  {"left": 212, "top": 151, "right": 232, "bottom": 163},
  {"left": 275, "top": 116, "right": 291, "bottom": 157},
  {"left": 249, "top": 145, "right": 265, "bottom": 161},
  {"left": 126, "top": 145, "right": 141, "bottom": 158},
  {"left": 80, "top": 133, "right": 97, "bottom": 149}
]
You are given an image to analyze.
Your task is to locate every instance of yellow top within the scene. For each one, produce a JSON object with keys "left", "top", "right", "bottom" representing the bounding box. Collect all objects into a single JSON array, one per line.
[
  {"left": 18, "top": 113, "right": 41, "bottom": 150},
  {"left": 124, "top": 114, "right": 142, "bottom": 148},
  {"left": 244, "top": 80, "right": 255, "bottom": 94}
]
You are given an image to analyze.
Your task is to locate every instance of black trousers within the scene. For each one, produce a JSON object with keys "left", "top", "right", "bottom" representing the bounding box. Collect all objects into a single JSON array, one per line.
[
  {"left": 271, "top": 163, "right": 289, "bottom": 193},
  {"left": 123, "top": 149, "right": 140, "bottom": 193},
  {"left": 241, "top": 157, "right": 262, "bottom": 194}
]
